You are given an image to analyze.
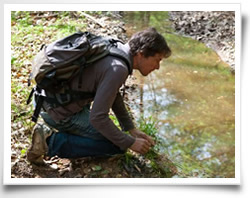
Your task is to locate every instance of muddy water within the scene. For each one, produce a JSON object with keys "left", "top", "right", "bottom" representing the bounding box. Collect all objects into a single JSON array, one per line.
[{"left": 124, "top": 11, "right": 235, "bottom": 178}]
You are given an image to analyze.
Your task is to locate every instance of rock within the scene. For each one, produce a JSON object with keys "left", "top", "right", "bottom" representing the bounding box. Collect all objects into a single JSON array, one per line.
[{"left": 50, "top": 163, "right": 58, "bottom": 170}]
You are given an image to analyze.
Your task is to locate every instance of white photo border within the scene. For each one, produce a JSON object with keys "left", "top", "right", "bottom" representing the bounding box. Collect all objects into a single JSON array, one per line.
[{"left": 4, "top": 3, "right": 241, "bottom": 185}]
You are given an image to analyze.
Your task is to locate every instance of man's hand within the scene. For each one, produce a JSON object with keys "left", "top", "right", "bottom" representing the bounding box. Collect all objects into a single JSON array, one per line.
[
  {"left": 129, "top": 138, "right": 151, "bottom": 154},
  {"left": 129, "top": 128, "right": 155, "bottom": 146},
  {"left": 129, "top": 128, "right": 155, "bottom": 154}
]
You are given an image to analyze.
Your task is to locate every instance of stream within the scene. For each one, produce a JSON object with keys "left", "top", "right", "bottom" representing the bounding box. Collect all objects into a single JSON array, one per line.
[{"left": 123, "top": 11, "right": 235, "bottom": 178}]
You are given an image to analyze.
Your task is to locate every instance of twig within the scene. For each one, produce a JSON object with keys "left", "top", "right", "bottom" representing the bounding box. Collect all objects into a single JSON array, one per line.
[{"left": 79, "top": 12, "right": 105, "bottom": 28}]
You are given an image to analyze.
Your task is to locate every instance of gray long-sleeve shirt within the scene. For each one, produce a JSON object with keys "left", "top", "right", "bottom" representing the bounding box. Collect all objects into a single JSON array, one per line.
[{"left": 44, "top": 43, "right": 136, "bottom": 150}]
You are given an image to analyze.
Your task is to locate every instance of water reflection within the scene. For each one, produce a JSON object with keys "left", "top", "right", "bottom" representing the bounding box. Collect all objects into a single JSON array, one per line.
[
  {"left": 134, "top": 72, "right": 179, "bottom": 120},
  {"left": 129, "top": 56, "right": 234, "bottom": 178},
  {"left": 124, "top": 11, "right": 235, "bottom": 178}
]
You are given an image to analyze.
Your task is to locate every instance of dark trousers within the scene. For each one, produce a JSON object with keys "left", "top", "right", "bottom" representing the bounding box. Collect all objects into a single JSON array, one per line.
[{"left": 41, "top": 105, "right": 124, "bottom": 158}]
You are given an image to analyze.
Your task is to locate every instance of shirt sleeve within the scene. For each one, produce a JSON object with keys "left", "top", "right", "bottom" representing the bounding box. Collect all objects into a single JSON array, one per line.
[
  {"left": 89, "top": 64, "right": 135, "bottom": 150},
  {"left": 112, "top": 92, "right": 135, "bottom": 132}
]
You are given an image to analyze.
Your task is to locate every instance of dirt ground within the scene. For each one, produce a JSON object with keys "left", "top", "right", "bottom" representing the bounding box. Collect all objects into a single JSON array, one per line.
[{"left": 11, "top": 151, "right": 177, "bottom": 178}]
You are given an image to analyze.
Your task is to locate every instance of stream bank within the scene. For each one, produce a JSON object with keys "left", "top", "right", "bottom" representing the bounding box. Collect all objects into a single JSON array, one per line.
[{"left": 169, "top": 11, "right": 235, "bottom": 72}]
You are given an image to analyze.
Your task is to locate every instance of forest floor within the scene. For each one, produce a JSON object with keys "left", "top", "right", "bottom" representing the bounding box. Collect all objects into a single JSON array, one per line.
[{"left": 11, "top": 11, "right": 178, "bottom": 179}]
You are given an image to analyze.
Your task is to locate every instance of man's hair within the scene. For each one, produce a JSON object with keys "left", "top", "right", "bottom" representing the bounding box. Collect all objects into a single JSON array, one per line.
[{"left": 128, "top": 27, "right": 171, "bottom": 58}]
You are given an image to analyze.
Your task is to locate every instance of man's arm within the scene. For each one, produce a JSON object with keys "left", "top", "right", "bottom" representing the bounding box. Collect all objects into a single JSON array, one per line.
[
  {"left": 89, "top": 61, "right": 154, "bottom": 154},
  {"left": 111, "top": 92, "right": 135, "bottom": 131},
  {"left": 89, "top": 64, "right": 135, "bottom": 150},
  {"left": 112, "top": 92, "right": 155, "bottom": 154}
]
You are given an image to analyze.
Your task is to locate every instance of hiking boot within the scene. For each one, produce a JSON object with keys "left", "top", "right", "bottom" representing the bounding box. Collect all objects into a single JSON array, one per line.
[{"left": 27, "top": 123, "right": 53, "bottom": 165}]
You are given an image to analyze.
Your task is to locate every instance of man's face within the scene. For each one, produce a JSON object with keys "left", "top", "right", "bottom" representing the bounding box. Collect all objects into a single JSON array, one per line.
[{"left": 136, "top": 53, "right": 165, "bottom": 76}]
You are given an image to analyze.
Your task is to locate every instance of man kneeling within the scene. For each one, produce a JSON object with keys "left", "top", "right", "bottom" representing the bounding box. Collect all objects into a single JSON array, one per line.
[{"left": 27, "top": 27, "right": 171, "bottom": 164}]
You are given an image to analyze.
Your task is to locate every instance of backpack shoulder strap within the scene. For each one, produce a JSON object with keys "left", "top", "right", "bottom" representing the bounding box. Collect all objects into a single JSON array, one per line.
[{"left": 108, "top": 46, "right": 133, "bottom": 75}]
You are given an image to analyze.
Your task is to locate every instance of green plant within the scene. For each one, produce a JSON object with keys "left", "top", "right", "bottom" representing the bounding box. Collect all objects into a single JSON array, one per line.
[
  {"left": 138, "top": 116, "right": 158, "bottom": 137},
  {"left": 138, "top": 116, "right": 163, "bottom": 151}
]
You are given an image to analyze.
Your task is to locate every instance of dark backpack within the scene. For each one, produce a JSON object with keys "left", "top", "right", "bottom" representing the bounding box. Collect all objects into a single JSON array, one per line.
[{"left": 27, "top": 31, "right": 132, "bottom": 122}]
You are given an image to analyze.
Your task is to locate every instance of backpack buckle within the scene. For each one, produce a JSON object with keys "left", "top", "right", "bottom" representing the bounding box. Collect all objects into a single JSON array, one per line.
[{"left": 55, "top": 93, "right": 71, "bottom": 105}]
